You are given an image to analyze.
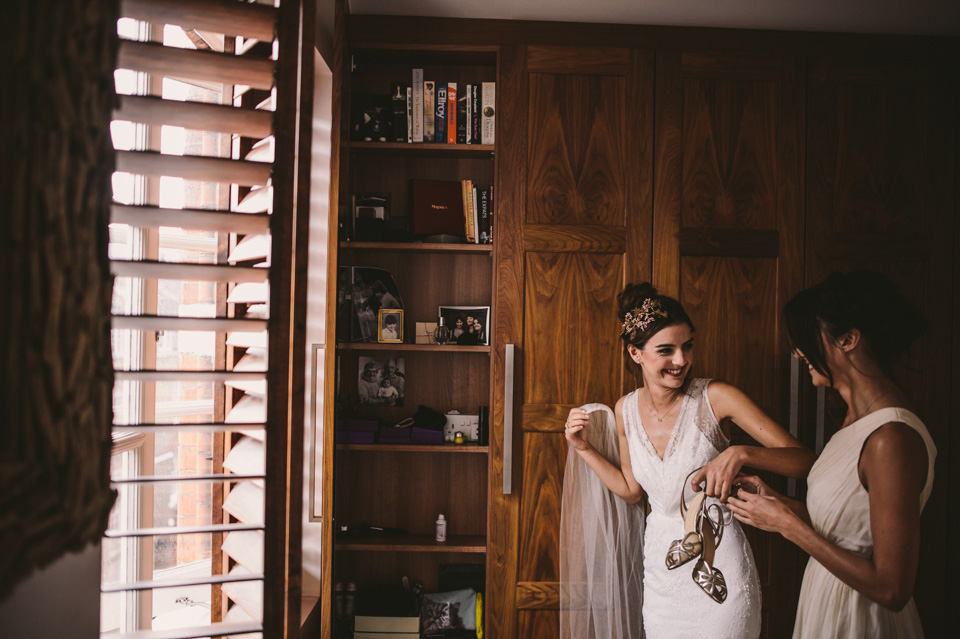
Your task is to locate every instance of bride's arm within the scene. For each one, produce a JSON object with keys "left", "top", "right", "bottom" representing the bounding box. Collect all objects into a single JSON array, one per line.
[
  {"left": 692, "top": 381, "right": 816, "bottom": 500},
  {"left": 564, "top": 397, "right": 646, "bottom": 504}
]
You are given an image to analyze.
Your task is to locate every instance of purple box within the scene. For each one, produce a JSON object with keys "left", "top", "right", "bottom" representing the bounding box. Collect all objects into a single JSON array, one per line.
[
  {"left": 336, "top": 430, "right": 376, "bottom": 444},
  {"left": 411, "top": 427, "right": 443, "bottom": 445},
  {"left": 378, "top": 426, "right": 411, "bottom": 443}
]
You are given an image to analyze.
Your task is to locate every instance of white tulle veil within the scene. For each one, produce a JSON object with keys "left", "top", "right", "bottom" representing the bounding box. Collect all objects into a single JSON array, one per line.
[{"left": 560, "top": 403, "right": 646, "bottom": 639}]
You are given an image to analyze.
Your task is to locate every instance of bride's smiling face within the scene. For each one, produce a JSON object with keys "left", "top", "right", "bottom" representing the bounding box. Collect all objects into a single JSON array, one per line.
[{"left": 628, "top": 323, "right": 694, "bottom": 389}]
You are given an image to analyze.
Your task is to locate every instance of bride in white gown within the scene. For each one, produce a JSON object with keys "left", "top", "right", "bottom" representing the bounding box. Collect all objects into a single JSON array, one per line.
[{"left": 562, "top": 282, "right": 816, "bottom": 639}]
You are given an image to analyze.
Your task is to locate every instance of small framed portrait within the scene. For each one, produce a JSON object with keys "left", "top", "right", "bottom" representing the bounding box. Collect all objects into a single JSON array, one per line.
[
  {"left": 378, "top": 308, "right": 404, "bottom": 343},
  {"left": 439, "top": 305, "right": 490, "bottom": 346},
  {"left": 357, "top": 356, "right": 406, "bottom": 406}
]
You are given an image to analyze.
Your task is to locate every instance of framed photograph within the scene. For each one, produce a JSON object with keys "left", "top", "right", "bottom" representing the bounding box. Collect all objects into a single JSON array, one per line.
[
  {"left": 349, "top": 266, "right": 404, "bottom": 342},
  {"left": 378, "top": 308, "right": 404, "bottom": 343},
  {"left": 439, "top": 305, "right": 490, "bottom": 346},
  {"left": 357, "top": 356, "right": 406, "bottom": 407}
]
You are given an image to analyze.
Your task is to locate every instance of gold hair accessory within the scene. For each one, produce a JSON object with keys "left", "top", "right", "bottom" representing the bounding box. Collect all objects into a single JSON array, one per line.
[{"left": 621, "top": 298, "right": 668, "bottom": 340}]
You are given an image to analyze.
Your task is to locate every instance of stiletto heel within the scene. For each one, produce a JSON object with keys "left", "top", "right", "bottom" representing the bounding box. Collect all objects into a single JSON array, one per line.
[
  {"left": 666, "top": 490, "right": 705, "bottom": 569},
  {"left": 691, "top": 503, "right": 727, "bottom": 603}
]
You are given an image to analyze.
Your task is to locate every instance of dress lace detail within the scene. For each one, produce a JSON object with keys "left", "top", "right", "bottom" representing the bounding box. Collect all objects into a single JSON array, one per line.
[{"left": 622, "top": 378, "right": 761, "bottom": 639}]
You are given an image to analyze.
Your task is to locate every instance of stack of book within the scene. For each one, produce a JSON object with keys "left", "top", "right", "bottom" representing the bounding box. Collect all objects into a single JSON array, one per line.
[
  {"left": 353, "top": 614, "right": 420, "bottom": 639},
  {"left": 390, "top": 70, "right": 495, "bottom": 145},
  {"left": 460, "top": 180, "right": 493, "bottom": 244}
]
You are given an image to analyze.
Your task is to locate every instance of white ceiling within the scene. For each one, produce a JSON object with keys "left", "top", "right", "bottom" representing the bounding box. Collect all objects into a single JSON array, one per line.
[{"left": 348, "top": 0, "right": 960, "bottom": 36}]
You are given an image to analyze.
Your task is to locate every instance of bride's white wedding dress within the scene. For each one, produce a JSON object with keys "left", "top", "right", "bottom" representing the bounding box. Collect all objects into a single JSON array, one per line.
[{"left": 623, "top": 378, "right": 761, "bottom": 639}]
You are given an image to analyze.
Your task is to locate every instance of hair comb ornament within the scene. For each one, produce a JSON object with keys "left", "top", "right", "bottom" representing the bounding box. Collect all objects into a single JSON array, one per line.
[{"left": 621, "top": 298, "right": 669, "bottom": 340}]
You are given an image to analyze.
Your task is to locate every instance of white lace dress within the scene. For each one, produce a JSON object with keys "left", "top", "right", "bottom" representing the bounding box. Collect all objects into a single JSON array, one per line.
[{"left": 623, "top": 378, "right": 761, "bottom": 639}]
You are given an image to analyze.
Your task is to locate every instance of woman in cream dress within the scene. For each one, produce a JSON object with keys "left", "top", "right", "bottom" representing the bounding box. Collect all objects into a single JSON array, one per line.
[{"left": 729, "top": 271, "right": 935, "bottom": 638}]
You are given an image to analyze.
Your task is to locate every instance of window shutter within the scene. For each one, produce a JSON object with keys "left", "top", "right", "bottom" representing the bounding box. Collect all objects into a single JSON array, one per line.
[{"left": 103, "top": 1, "right": 311, "bottom": 638}]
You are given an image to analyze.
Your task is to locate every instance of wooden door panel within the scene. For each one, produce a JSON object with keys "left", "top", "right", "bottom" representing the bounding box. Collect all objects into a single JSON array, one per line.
[
  {"left": 681, "top": 78, "right": 779, "bottom": 229},
  {"left": 523, "top": 252, "right": 623, "bottom": 405},
  {"left": 518, "top": 432, "right": 567, "bottom": 583},
  {"left": 527, "top": 72, "right": 626, "bottom": 225}
]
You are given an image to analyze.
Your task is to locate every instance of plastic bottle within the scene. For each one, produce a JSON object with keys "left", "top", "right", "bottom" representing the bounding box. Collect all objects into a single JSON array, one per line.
[{"left": 435, "top": 514, "right": 447, "bottom": 542}]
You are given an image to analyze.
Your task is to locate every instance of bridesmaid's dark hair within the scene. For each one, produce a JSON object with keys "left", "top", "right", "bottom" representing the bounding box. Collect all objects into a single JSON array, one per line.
[
  {"left": 783, "top": 270, "right": 926, "bottom": 386},
  {"left": 617, "top": 282, "right": 694, "bottom": 356}
]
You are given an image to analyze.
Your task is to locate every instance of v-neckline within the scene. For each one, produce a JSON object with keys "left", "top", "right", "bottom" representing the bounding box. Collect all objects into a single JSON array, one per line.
[{"left": 635, "top": 388, "right": 686, "bottom": 462}]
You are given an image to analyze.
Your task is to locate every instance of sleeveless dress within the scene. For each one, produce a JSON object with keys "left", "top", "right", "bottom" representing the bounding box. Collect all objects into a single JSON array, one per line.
[
  {"left": 623, "top": 378, "right": 761, "bottom": 639},
  {"left": 793, "top": 407, "right": 936, "bottom": 639}
]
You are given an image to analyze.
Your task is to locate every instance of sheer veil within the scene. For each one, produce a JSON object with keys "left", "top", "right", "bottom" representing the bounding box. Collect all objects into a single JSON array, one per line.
[{"left": 560, "top": 403, "right": 646, "bottom": 639}]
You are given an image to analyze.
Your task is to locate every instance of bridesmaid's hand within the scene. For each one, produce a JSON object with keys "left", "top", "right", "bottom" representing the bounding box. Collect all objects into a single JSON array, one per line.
[
  {"left": 727, "top": 475, "right": 794, "bottom": 534},
  {"left": 564, "top": 407, "right": 592, "bottom": 452},
  {"left": 690, "top": 446, "right": 746, "bottom": 502}
]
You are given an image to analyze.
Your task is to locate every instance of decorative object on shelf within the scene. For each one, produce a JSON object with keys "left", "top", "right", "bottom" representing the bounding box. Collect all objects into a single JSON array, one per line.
[
  {"left": 439, "top": 305, "right": 490, "bottom": 346},
  {"left": 416, "top": 321, "right": 438, "bottom": 344},
  {"left": 432, "top": 316, "right": 452, "bottom": 344},
  {"left": 347, "top": 266, "right": 404, "bottom": 342},
  {"left": 357, "top": 356, "right": 406, "bottom": 407},
  {"left": 378, "top": 308, "right": 404, "bottom": 343},
  {"left": 435, "top": 514, "right": 447, "bottom": 542},
  {"left": 352, "top": 192, "right": 390, "bottom": 241},
  {"left": 351, "top": 93, "right": 392, "bottom": 141}
]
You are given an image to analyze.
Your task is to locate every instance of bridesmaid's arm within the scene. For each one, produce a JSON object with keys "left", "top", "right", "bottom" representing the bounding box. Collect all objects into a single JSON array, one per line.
[
  {"left": 729, "top": 422, "right": 927, "bottom": 611},
  {"left": 564, "top": 397, "right": 646, "bottom": 504},
  {"left": 693, "top": 381, "right": 816, "bottom": 500}
]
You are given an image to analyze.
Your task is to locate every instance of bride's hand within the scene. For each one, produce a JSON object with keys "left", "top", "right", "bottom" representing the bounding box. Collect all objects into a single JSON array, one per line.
[
  {"left": 690, "top": 446, "right": 745, "bottom": 502},
  {"left": 564, "top": 407, "right": 591, "bottom": 452}
]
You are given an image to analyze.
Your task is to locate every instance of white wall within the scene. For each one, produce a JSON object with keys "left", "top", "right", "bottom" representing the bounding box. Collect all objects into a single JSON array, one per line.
[{"left": 0, "top": 544, "right": 102, "bottom": 639}]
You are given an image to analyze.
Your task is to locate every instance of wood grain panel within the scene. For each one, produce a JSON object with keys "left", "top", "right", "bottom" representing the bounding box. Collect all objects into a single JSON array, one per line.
[
  {"left": 522, "top": 224, "right": 626, "bottom": 253},
  {"left": 526, "top": 45, "right": 630, "bottom": 75},
  {"left": 523, "top": 252, "right": 623, "bottom": 405},
  {"left": 527, "top": 72, "right": 625, "bottom": 226},
  {"left": 518, "top": 433, "right": 567, "bottom": 582},
  {"left": 679, "top": 228, "right": 779, "bottom": 258},
  {"left": 681, "top": 77, "right": 779, "bottom": 229},
  {"left": 518, "top": 608, "right": 560, "bottom": 639},
  {"left": 516, "top": 581, "right": 560, "bottom": 609},
  {"left": 521, "top": 404, "right": 580, "bottom": 433}
]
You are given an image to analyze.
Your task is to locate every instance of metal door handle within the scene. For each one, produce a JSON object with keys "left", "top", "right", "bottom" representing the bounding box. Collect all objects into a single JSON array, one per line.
[{"left": 503, "top": 344, "right": 515, "bottom": 494}]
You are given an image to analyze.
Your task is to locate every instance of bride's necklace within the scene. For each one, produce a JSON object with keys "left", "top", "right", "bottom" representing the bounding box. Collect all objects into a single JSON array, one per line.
[
  {"left": 647, "top": 388, "right": 682, "bottom": 423},
  {"left": 855, "top": 386, "right": 896, "bottom": 421}
]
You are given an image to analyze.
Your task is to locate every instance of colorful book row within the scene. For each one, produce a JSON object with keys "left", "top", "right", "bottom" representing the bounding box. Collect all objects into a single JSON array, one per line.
[{"left": 395, "top": 71, "right": 495, "bottom": 145}]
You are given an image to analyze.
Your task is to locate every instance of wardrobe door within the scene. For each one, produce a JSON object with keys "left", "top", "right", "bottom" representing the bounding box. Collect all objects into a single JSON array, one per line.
[
  {"left": 488, "top": 44, "right": 654, "bottom": 639},
  {"left": 653, "top": 51, "right": 805, "bottom": 638},
  {"left": 805, "top": 51, "right": 955, "bottom": 637}
]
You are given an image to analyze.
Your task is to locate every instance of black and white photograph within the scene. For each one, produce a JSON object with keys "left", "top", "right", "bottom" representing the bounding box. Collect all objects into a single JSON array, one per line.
[
  {"left": 349, "top": 266, "right": 404, "bottom": 342},
  {"left": 357, "top": 356, "right": 406, "bottom": 407},
  {"left": 439, "top": 305, "right": 490, "bottom": 346}
]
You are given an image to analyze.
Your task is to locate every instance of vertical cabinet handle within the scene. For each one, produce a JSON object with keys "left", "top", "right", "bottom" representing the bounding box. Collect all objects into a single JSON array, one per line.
[
  {"left": 787, "top": 354, "right": 800, "bottom": 497},
  {"left": 503, "top": 343, "right": 515, "bottom": 494}
]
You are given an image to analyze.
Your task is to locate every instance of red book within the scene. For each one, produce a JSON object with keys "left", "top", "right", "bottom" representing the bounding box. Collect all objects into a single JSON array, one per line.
[{"left": 446, "top": 83, "right": 458, "bottom": 144}]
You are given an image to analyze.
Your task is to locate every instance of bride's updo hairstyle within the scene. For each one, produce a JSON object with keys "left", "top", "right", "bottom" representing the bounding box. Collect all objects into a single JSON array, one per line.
[
  {"left": 783, "top": 270, "right": 926, "bottom": 386},
  {"left": 617, "top": 282, "right": 694, "bottom": 357}
]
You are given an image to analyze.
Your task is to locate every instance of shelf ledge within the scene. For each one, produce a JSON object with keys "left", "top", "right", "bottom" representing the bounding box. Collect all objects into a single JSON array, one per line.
[{"left": 335, "top": 534, "right": 486, "bottom": 553}]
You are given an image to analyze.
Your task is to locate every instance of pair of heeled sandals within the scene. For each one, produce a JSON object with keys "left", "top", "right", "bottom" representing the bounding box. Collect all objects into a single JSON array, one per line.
[{"left": 664, "top": 470, "right": 728, "bottom": 603}]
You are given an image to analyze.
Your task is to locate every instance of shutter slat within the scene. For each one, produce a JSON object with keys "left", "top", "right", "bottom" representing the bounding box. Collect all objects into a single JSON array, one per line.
[
  {"left": 114, "top": 94, "right": 273, "bottom": 138},
  {"left": 117, "top": 39, "right": 275, "bottom": 90},
  {"left": 102, "top": 620, "right": 262, "bottom": 639},
  {"left": 105, "top": 522, "right": 264, "bottom": 538},
  {"left": 120, "top": 0, "right": 277, "bottom": 44},
  {"left": 110, "top": 259, "right": 269, "bottom": 283},
  {"left": 222, "top": 531, "right": 265, "bottom": 573},
  {"left": 112, "top": 473, "right": 264, "bottom": 485},
  {"left": 111, "top": 314, "right": 268, "bottom": 332},
  {"left": 101, "top": 571, "right": 264, "bottom": 594},
  {"left": 111, "top": 422, "right": 265, "bottom": 434},
  {"left": 115, "top": 149, "right": 271, "bottom": 186},
  {"left": 221, "top": 566, "right": 263, "bottom": 620},
  {"left": 112, "top": 204, "right": 270, "bottom": 234},
  {"left": 113, "top": 370, "right": 266, "bottom": 382},
  {"left": 222, "top": 481, "right": 265, "bottom": 523}
]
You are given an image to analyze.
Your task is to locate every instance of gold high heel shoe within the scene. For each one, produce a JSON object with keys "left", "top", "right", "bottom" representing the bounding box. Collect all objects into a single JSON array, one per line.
[
  {"left": 666, "top": 468, "right": 706, "bottom": 569},
  {"left": 691, "top": 503, "right": 727, "bottom": 603}
]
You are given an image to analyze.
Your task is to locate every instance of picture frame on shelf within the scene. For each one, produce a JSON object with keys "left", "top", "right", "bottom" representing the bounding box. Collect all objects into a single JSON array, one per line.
[
  {"left": 439, "top": 305, "right": 490, "bottom": 346},
  {"left": 349, "top": 266, "right": 404, "bottom": 342},
  {"left": 378, "top": 308, "right": 404, "bottom": 343},
  {"left": 357, "top": 355, "right": 406, "bottom": 407}
]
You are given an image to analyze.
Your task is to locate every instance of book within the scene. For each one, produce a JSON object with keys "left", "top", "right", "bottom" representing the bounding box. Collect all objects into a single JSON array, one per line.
[
  {"left": 471, "top": 84, "right": 481, "bottom": 144},
  {"left": 461, "top": 179, "right": 476, "bottom": 243},
  {"left": 488, "top": 182, "right": 494, "bottom": 243},
  {"left": 464, "top": 83, "right": 472, "bottom": 144},
  {"left": 446, "top": 82, "right": 457, "bottom": 144},
  {"left": 390, "top": 82, "right": 408, "bottom": 143},
  {"left": 354, "top": 615, "right": 420, "bottom": 633},
  {"left": 478, "top": 187, "right": 491, "bottom": 244},
  {"left": 481, "top": 81, "right": 496, "bottom": 145},
  {"left": 472, "top": 183, "right": 479, "bottom": 244},
  {"left": 423, "top": 80, "right": 436, "bottom": 142},
  {"left": 410, "top": 179, "right": 466, "bottom": 238},
  {"left": 434, "top": 82, "right": 447, "bottom": 143},
  {"left": 455, "top": 83, "right": 467, "bottom": 144},
  {"left": 411, "top": 68, "right": 423, "bottom": 142},
  {"left": 405, "top": 86, "right": 412, "bottom": 142}
]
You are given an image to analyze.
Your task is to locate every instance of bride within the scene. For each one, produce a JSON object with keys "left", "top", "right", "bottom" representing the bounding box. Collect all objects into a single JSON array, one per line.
[{"left": 561, "top": 282, "right": 816, "bottom": 639}]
